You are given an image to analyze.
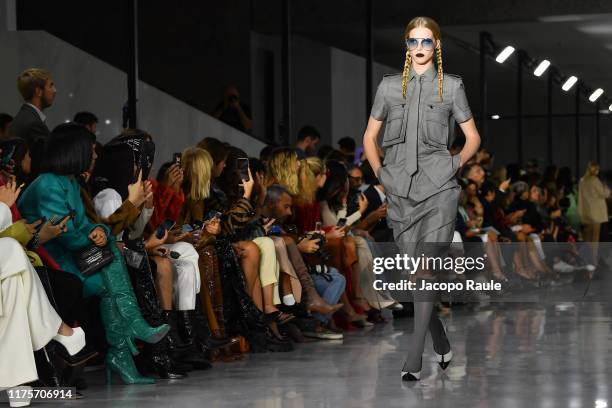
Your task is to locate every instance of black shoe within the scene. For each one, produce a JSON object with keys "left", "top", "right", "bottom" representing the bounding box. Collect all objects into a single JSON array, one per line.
[
  {"left": 163, "top": 310, "right": 192, "bottom": 352},
  {"left": 55, "top": 345, "right": 99, "bottom": 367},
  {"left": 401, "top": 357, "right": 422, "bottom": 382},
  {"left": 34, "top": 346, "right": 62, "bottom": 387},
  {"left": 264, "top": 327, "right": 294, "bottom": 352},
  {"left": 178, "top": 310, "right": 196, "bottom": 347},
  {"left": 435, "top": 350, "right": 453, "bottom": 370},
  {"left": 400, "top": 371, "right": 421, "bottom": 381},
  {"left": 280, "top": 322, "right": 316, "bottom": 343},
  {"left": 151, "top": 352, "right": 188, "bottom": 379}
]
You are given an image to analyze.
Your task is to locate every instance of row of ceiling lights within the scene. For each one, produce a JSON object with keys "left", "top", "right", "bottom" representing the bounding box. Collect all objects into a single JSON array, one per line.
[{"left": 495, "top": 45, "right": 610, "bottom": 109}]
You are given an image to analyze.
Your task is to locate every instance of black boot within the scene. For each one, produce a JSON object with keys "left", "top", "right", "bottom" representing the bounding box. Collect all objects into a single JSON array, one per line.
[
  {"left": 145, "top": 339, "right": 188, "bottom": 380},
  {"left": 192, "top": 301, "right": 238, "bottom": 353},
  {"left": 163, "top": 310, "right": 191, "bottom": 353},
  {"left": 163, "top": 310, "right": 211, "bottom": 370}
]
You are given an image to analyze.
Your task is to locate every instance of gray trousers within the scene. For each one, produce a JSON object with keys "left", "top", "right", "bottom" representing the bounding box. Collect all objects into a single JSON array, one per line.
[{"left": 386, "top": 186, "right": 460, "bottom": 372}]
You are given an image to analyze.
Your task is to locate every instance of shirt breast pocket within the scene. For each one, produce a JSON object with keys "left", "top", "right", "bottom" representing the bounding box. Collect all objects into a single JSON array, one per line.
[
  {"left": 424, "top": 103, "right": 451, "bottom": 147},
  {"left": 381, "top": 103, "right": 406, "bottom": 147}
]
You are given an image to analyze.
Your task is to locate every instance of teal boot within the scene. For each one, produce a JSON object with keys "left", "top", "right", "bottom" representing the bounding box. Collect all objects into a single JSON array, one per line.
[
  {"left": 100, "top": 246, "right": 169, "bottom": 344},
  {"left": 100, "top": 297, "right": 155, "bottom": 385}
]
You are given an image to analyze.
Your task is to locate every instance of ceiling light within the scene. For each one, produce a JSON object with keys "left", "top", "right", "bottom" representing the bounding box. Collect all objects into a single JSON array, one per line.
[
  {"left": 495, "top": 46, "right": 515, "bottom": 63},
  {"left": 105, "top": 119, "right": 111, "bottom": 125},
  {"left": 534, "top": 60, "right": 551, "bottom": 77},
  {"left": 491, "top": 114, "right": 500, "bottom": 119},
  {"left": 562, "top": 76, "right": 578, "bottom": 91},
  {"left": 589, "top": 88, "right": 604, "bottom": 102}
]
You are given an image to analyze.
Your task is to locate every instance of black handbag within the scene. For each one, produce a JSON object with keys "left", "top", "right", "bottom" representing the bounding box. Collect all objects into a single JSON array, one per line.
[{"left": 73, "top": 244, "right": 115, "bottom": 277}]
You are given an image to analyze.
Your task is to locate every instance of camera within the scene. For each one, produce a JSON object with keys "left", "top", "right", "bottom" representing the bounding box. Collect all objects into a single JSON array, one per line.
[{"left": 303, "top": 231, "right": 330, "bottom": 261}]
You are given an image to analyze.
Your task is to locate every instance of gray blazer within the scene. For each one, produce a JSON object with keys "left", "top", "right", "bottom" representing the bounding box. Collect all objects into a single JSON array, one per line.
[{"left": 371, "top": 65, "right": 473, "bottom": 201}]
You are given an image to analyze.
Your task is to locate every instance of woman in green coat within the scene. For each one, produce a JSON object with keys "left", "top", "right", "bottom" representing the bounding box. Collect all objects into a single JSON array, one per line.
[{"left": 18, "top": 123, "right": 169, "bottom": 385}]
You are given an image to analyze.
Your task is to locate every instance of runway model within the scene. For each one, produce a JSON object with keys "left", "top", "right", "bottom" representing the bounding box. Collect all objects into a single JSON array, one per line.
[{"left": 363, "top": 16, "right": 480, "bottom": 381}]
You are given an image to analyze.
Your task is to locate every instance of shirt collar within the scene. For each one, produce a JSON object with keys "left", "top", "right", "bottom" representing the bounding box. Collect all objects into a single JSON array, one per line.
[
  {"left": 26, "top": 103, "right": 46, "bottom": 123},
  {"left": 409, "top": 64, "right": 437, "bottom": 83}
]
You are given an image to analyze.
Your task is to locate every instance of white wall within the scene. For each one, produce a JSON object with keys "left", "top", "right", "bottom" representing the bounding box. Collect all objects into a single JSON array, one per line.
[
  {"left": 0, "top": 30, "right": 266, "bottom": 174},
  {"left": 330, "top": 48, "right": 397, "bottom": 148}
]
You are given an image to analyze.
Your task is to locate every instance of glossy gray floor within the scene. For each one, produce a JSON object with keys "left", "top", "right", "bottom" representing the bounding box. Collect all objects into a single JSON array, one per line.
[{"left": 66, "top": 300, "right": 612, "bottom": 408}]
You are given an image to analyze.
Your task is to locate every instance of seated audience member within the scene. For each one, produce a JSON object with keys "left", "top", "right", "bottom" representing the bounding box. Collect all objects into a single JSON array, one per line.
[
  {"left": 18, "top": 123, "right": 170, "bottom": 385},
  {"left": 1, "top": 174, "right": 89, "bottom": 403},
  {"left": 294, "top": 156, "right": 374, "bottom": 327},
  {"left": 320, "top": 161, "right": 397, "bottom": 318},
  {"left": 259, "top": 184, "right": 345, "bottom": 339},
  {"left": 180, "top": 146, "right": 292, "bottom": 352},
  {"left": 264, "top": 148, "right": 344, "bottom": 315},
  {"left": 92, "top": 133, "right": 208, "bottom": 376},
  {"left": 0, "top": 137, "right": 90, "bottom": 333}
]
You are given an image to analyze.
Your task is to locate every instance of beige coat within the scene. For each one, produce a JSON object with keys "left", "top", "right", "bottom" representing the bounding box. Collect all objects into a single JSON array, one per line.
[
  {"left": 0, "top": 202, "right": 62, "bottom": 388},
  {"left": 577, "top": 176, "right": 611, "bottom": 225}
]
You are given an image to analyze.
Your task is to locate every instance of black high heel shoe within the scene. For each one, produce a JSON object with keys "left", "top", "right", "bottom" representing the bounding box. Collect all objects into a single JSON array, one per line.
[
  {"left": 436, "top": 350, "right": 453, "bottom": 370},
  {"left": 401, "top": 358, "right": 422, "bottom": 381}
]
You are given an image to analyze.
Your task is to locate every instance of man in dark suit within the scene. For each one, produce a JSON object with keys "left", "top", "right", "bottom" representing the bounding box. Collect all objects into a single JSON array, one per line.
[{"left": 9, "top": 68, "right": 56, "bottom": 178}]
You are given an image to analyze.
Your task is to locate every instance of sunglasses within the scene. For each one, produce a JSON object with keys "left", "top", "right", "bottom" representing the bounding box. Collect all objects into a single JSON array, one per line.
[{"left": 406, "top": 37, "right": 435, "bottom": 51}]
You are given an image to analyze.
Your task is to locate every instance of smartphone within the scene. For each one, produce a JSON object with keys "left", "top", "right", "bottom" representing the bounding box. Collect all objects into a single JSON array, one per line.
[
  {"left": 268, "top": 225, "right": 283, "bottom": 236},
  {"left": 237, "top": 157, "right": 250, "bottom": 181},
  {"left": 155, "top": 225, "right": 166, "bottom": 239},
  {"left": 53, "top": 211, "right": 76, "bottom": 226},
  {"left": 173, "top": 152, "right": 182, "bottom": 167},
  {"left": 315, "top": 221, "right": 322, "bottom": 231},
  {"left": 336, "top": 218, "right": 347, "bottom": 228},
  {"left": 204, "top": 210, "right": 222, "bottom": 223},
  {"left": 35, "top": 216, "right": 47, "bottom": 232},
  {"left": 162, "top": 219, "right": 176, "bottom": 231}
]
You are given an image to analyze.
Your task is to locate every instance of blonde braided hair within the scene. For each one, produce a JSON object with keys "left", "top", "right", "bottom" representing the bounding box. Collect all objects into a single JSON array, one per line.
[
  {"left": 401, "top": 50, "right": 411, "bottom": 99},
  {"left": 436, "top": 46, "right": 444, "bottom": 101},
  {"left": 402, "top": 16, "right": 443, "bottom": 101}
]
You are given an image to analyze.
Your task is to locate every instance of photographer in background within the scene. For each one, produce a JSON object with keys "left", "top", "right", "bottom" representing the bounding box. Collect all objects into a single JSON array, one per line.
[{"left": 213, "top": 85, "right": 252, "bottom": 133}]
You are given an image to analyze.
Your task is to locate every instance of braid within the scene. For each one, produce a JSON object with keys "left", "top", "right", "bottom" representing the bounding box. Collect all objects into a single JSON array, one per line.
[
  {"left": 436, "top": 46, "right": 444, "bottom": 101},
  {"left": 401, "top": 49, "right": 411, "bottom": 99}
]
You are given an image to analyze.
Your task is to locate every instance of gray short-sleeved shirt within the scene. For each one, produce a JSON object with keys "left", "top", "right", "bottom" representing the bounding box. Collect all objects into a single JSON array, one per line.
[{"left": 370, "top": 65, "right": 473, "bottom": 201}]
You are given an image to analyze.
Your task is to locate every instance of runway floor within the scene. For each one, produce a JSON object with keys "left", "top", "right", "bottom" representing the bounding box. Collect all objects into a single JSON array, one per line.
[{"left": 61, "top": 295, "right": 612, "bottom": 408}]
